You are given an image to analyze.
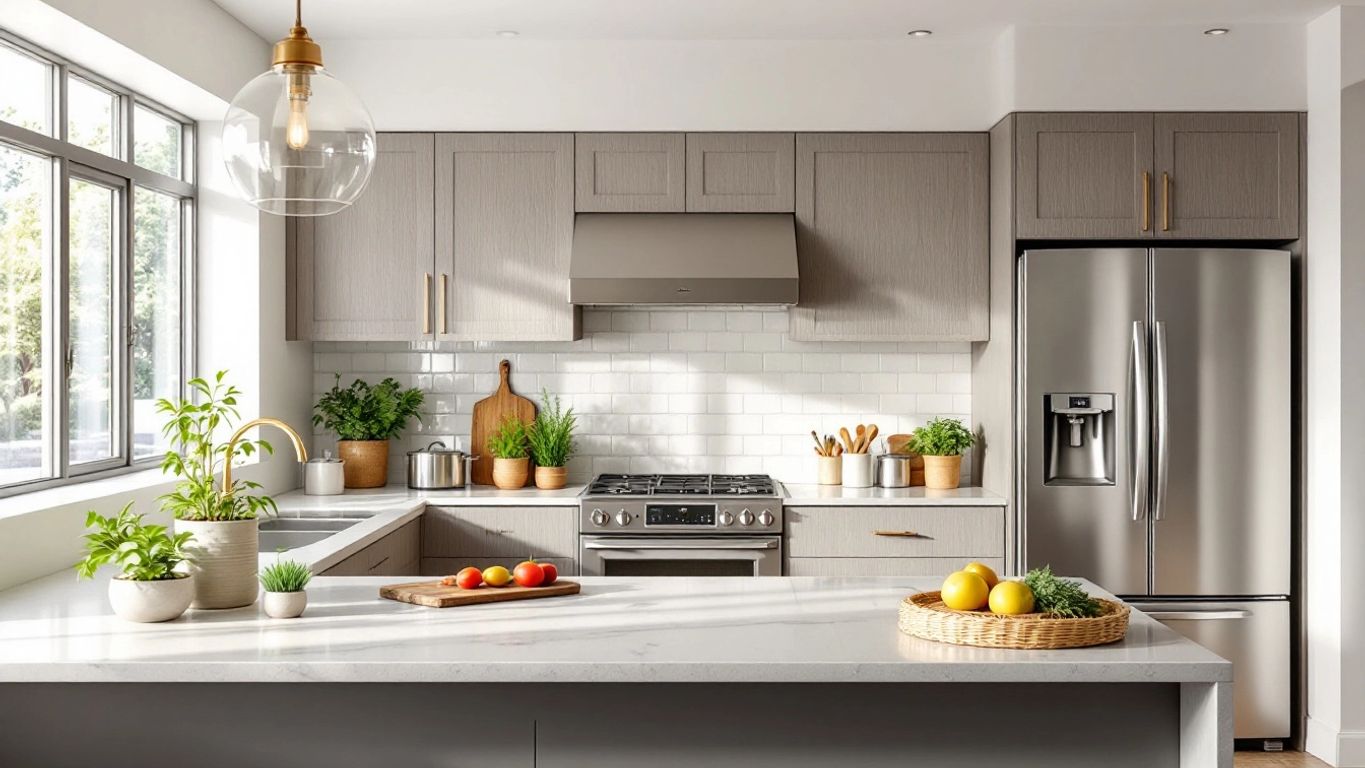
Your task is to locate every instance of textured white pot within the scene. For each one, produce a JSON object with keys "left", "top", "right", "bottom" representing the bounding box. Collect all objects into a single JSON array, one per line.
[
  {"left": 262, "top": 590, "right": 308, "bottom": 619},
  {"left": 107, "top": 574, "right": 195, "bottom": 623},
  {"left": 175, "top": 518, "right": 259, "bottom": 609}
]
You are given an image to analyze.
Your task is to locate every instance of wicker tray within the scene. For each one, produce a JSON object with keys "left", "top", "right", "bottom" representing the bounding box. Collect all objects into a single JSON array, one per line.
[{"left": 898, "top": 591, "right": 1131, "bottom": 650}]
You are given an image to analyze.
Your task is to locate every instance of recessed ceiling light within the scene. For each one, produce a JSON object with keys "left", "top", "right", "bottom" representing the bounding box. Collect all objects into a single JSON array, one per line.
[
  {"left": 1203, "top": 27, "right": 1230, "bottom": 36},
  {"left": 496, "top": 30, "right": 520, "bottom": 38},
  {"left": 907, "top": 29, "right": 933, "bottom": 38}
]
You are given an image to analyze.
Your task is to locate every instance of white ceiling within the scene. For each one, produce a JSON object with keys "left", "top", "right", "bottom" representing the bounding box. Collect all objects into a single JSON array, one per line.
[{"left": 213, "top": 0, "right": 1335, "bottom": 41}]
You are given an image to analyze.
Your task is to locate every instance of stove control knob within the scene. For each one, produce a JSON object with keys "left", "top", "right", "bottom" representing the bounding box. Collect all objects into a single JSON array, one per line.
[
  {"left": 615, "top": 510, "right": 632, "bottom": 527},
  {"left": 590, "top": 509, "right": 609, "bottom": 527},
  {"left": 757, "top": 510, "right": 775, "bottom": 527},
  {"left": 738, "top": 509, "right": 755, "bottom": 527},
  {"left": 718, "top": 511, "right": 735, "bottom": 526}
]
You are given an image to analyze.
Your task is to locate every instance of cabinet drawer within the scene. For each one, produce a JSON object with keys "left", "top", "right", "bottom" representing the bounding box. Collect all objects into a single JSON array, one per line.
[
  {"left": 422, "top": 506, "right": 578, "bottom": 560},
  {"left": 422, "top": 557, "right": 577, "bottom": 578},
  {"left": 784, "top": 506, "right": 1003, "bottom": 558},
  {"left": 785, "top": 557, "right": 1002, "bottom": 578},
  {"left": 323, "top": 519, "right": 420, "bottom": 576}
]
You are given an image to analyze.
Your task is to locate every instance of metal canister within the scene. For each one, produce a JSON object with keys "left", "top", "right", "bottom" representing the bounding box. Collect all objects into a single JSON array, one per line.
[{"left": 875, "top": 453, "right": 914, "bottom": 488}]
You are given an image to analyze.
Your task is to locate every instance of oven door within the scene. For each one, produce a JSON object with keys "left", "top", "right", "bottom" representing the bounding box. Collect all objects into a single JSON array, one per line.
[{"left": 580, "top": 536, "right": 781, "bottom": 577}]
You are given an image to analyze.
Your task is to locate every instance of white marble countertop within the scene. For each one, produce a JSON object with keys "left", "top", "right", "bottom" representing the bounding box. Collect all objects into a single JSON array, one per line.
[
  {"left": 0, "top": 574, "right": 1227, "bottom": 685},
  {"left": 779, "top": 484, "right": 1007, "bottom": 506}
]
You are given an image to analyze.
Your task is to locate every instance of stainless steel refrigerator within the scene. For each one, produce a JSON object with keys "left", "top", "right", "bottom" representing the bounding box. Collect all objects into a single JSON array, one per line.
[{"left": 1019, "top": 248, "right": 1291, "bottom": 745}]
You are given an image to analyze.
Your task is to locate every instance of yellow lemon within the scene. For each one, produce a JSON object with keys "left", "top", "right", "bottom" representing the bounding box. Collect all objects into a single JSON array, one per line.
[
  {"left": 988, "top": 580, "right": 1036, "bottom": 615},
  {"left": 482, "top": 565, "right": 512, "bottom": 587},
  {"left": 962, "top": 561, "right": 999, "bottom": 590},
  {"left": 940, "top": 571, "right": 990, "bottom": 611}
]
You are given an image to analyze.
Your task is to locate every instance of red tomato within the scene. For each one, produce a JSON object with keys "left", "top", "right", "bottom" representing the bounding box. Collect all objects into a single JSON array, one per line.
[
  {"left": 539, "top": 562, "right": 558, "bottom": 585},
  {"left": 455, "top": 566, "right": 483, "bottom": 590},
  {"left": 513, "top": 561, "right": 545, "bottom": 588}
]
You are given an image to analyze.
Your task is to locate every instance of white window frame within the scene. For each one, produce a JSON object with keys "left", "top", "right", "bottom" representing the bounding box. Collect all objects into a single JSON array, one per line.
[{"left": 0, "top": 29, "right": 197, "bottom": 498}]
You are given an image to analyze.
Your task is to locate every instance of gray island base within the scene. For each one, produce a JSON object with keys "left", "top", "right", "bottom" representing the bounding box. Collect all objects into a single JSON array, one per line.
[{"left": 0, "top": 576, "right": 1231, "bottom": 767}]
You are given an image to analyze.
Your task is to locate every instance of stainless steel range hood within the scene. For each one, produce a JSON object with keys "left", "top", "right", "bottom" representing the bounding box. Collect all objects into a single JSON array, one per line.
[{"left": 569, "top": 213, "right": 799, "bottom": 305}]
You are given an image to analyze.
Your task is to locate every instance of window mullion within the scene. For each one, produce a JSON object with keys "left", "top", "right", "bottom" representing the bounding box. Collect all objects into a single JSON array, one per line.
[{"left": 54, "top": 157, "right": 71, "bottom": 481}]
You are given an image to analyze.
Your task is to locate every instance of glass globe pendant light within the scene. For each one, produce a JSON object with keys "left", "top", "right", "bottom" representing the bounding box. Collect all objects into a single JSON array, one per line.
[{"left": 222, "top": 0, "right": 376, "bottom": 216}]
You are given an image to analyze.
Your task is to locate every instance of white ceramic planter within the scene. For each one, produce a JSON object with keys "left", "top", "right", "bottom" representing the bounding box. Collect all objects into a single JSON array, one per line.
[
  {"left": 107, "top": 574, "right": 195, "bottom": 623},
  {"left": 175, "top": 518, "right": 259, "bottom": 609},
  {"left": 262, "top": 590, "right": 308, "bottom": 619}
]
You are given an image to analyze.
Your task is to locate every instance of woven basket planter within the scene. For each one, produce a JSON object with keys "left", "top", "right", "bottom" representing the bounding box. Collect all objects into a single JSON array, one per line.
[{"left": 898, "top": 591, "right": 1130, "bottom": 650}]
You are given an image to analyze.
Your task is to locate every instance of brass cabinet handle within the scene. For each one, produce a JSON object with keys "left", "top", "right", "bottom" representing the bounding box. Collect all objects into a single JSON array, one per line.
[
  {"left": 1161, "top": 172, "right": 1171, "bottom": 232},
  {"left": 439, "top": 273, "right": 449, "bottom": 335},
  {"left": 422, "top": 272, "right": 432, "bottom": 334},
  {"left": 873, "top": 530, "right": 922, "bottom": 538},
  {"left": 1141, "top": 171, "right": 1151, "bottom": 232}
]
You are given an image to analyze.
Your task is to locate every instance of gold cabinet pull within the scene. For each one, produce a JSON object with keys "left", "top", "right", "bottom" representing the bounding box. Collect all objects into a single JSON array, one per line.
[
  {"left": 422, "top": 272, "right": 432, "bottom": 335},
  {"left": 1161, "top": 172, "right": 1171, "bottom": 232},
  {"left": 439, "top": 273, "right": 449, "bottom": 335},
  {"left": 1141, "top": 171, "right": 1151, "bottom": 232},
  {"left": 873, "top": 530, "right": 922, "bottom": 538}
]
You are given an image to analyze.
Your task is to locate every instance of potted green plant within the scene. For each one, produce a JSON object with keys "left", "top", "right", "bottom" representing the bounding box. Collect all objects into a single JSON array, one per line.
[
  {"left": 527, "top": 390, "right": 576, "bottom": 490},
  {"left": 259, "top": 559, "right": 313, "bottom": 619},
  {"left": 910, "top": 418, "right": 977, "bottom": 490},
  {"left": 158, "top": 372, "right": 279, "bottom": 609},
  {"left": 313, "top": 375, "right": 425, "bottom": 488},
  {"left": 75, "top": 504, "right": 196, "bottom": 623},
  {"left": 488, "top": 416, "right": 530, "bottom": 490}
]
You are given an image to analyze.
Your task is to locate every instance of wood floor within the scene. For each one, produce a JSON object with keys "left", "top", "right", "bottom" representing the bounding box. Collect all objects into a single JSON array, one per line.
[{"left": 1235, "top": 751, "right": 1332, "bottom": 767}]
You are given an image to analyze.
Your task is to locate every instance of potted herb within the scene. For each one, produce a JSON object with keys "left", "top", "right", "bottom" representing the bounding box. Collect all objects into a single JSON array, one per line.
[
  {"left": 488, "top": 416, "right": 530, "bottom": 489},
  {"left": 313, "top": 375, "right": 425, "bottom": 488},
  {"left": 527, "top": 390, "right": 576, "bottom": 490},
  {"left": 259, "top": 559, "right": 313, "bottom": 619},
  {"left": 75, "top": 504, "right": 196, "bottom": 623},
  {"left": 159, "top": 372, "right": 279, "bottom": 609},
  {"left": 910, "top": 418, "right": 977, "bottom": 490}
]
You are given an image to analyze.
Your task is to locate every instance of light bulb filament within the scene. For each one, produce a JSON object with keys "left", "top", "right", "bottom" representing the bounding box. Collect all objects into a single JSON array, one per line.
[{"left": 286, "top": 71, "right": 311, "bottom": 150}]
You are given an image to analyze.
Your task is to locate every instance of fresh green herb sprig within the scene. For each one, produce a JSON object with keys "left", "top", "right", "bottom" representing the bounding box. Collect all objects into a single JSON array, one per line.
[
  {"left": 259, "top": 560, "right": 313, "bottom": 593},
  {"left": 1023, "top": 566, "right": 1103, "bottom": 618},
  {"left": 312, "top": 375, "right": 425, "bottom": 441},
  {"left": 910, "top": 418, "right": 976, "bottom": 457},
  {"left": 527, "top": 390, "right": 576, "bottom": 468},
  {"left": 488, "top": 416, "right": 530, "bottom": 460},
  {"left": 75, "top": 503, "right": 195, "bottom": 581}
]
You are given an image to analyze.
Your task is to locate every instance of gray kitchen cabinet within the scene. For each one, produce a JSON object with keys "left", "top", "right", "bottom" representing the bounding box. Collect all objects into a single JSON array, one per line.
[
  {"left": 435, "top": 133, "right": 581, "bottom": 341},
  {"left": 421, "top": 506, "right": 578, "bottom": 574},
  {"left": 291, "top": 133, "right": 435, "bottom": 341},
  {"left": 783, "top": 505, "right": 1004, "bottom": 578},
  {"left": 1154, "top": 112, "right": 1299, "bottom": 239},
  {"left": 790, "top": 133, "right": 989, "bottom": 342},
  {"left": 685, "top": 132, "right": 795, "bottom": 212},
  {"left": 575, "top": 132, "right": 686, "bottom": 212},
  {"left": 321, "top": 519, "right": 421, "bottom": 576}
]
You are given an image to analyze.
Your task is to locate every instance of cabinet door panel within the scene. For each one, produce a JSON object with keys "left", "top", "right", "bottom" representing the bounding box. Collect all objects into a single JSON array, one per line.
[
  {"left": 422, "top": 506, "right": 579, "bottom": 560},
  {"left": 784, "top": 506, "right": 1003, "bottom": 558},
  {"left": 295, "top": 133, "right": 434, "bottom": 340},
  {"left": 435, "top": 133, "right": 580, "bottom": 341},
  {"left": 686, "top": 133, "right": 794, "bottom": 212},
  {"left": 576, "top": 133, "right": 686, "bottom": 212},
  {"left": 791, "top": 133, "right": 988, "bottom": 342},
  {"left": 1154, "top": 112, "right": 1299, "bottom": 239},
  {"left": 1015, "top": 113, "right": 1154, "bottom": 239}
]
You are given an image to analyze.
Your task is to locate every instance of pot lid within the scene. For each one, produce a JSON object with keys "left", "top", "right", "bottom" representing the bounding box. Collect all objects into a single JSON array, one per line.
[
  {"left": 407, "top": 440, "right": 464, "bottom": 457},
  {"left": 306, "top": 449, "right": 343, "bottom": 464}
]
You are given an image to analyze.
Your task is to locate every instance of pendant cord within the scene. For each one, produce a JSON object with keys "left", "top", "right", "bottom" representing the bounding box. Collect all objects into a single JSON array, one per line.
[{"left": 294, "top": 0, "right": 302, "bottom": 27}]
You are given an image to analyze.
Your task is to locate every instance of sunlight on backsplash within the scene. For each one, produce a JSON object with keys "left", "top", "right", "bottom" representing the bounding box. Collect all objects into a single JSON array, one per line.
[{"left": 312, "top": 307, "right": 971, "bottom": 485}]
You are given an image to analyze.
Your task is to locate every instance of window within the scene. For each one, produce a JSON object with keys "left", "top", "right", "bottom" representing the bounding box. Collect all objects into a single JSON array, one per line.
[{"left": 0, "top": 31, "right": 194, "bottom": 495}]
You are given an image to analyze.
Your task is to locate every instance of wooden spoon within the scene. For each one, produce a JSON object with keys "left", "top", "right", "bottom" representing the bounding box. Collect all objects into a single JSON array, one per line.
[
  {"left": 811, "top": 430, "right": 826, "bottom": 455},
  {"left": 839, "top": 427, "right": 854, "bottom": 453},
  {"left": 864, "top": 424, "right": 879, "bottom": 452}
]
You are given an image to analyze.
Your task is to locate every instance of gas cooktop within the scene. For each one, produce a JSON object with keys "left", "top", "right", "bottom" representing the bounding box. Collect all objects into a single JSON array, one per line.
[{"left": 583, "top": 473, "right": 778, "bottom": 498}]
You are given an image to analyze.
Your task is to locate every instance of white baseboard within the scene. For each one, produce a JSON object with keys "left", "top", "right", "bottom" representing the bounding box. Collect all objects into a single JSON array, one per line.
[{"left": 1306, "top": 718, "right": 1365, "bottom": 767}]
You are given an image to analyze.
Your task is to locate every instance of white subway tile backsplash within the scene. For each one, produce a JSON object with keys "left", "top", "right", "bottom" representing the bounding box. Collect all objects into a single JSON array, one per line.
[{"left": 313, "top": 308, "right": 971, "bottom": 484}]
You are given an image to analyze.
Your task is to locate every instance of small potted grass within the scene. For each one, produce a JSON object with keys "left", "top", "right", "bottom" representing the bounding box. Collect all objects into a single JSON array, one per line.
[
  {"left": 527, "top": 390, "right": 576, "bottom": 490},
  {"left": 259, "top": 560, "right": 313, "bottom": 619},
  {"left": 488, "top": 416, "right": 531, "bottom": 489}
]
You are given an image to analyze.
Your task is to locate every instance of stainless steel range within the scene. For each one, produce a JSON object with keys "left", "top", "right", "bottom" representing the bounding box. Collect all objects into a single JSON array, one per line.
[{"left": 578, "top": 474, "right": 783, "bottom": 577}]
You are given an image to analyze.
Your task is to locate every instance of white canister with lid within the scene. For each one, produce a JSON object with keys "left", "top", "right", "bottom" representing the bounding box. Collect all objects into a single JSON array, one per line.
[{"left": 304, "top": 451, "right": 345, "bottom": 495}]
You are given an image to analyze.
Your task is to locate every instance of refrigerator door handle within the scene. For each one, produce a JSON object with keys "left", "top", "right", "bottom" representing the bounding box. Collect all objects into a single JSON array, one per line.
[
  {"left": 1142, "top": 609, "right": 1253, "bottom": 621},
  {"left": 1152, "top": 320, "right": 1170, "bottom": 521},
  {"left": 1130, "top": 321, "right": 1150, "bottom": 521}
]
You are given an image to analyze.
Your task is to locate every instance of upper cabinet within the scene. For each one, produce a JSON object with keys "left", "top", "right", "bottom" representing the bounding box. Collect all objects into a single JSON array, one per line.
[
  {"left": 791, "top": 133, "right": 989, "bottom": 342},
  {"left": 575, "top": 133, "right": 686, "bottom": 212},
  {"left": 1014, "top": 112, "right": 1299, "bottom": 240},
  {"left": 685, "top": 133, "right": 795, "bottom": 212},
  {"left": 435, "top": 133, "right": 580, "bottom": 341},
  {"left": 292, "top": 133, "right": 435, "bottom": 341}
]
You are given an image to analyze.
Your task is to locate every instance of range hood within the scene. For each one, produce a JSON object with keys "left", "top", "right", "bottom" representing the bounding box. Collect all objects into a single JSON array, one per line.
[{"left": 569, "top": 213, "right": 799, "bottom": 305}]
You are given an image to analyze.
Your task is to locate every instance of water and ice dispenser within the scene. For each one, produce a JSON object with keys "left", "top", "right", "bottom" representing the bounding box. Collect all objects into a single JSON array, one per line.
[{"left": 1043, "top": 393, "right": 1115, "bottom": 486}]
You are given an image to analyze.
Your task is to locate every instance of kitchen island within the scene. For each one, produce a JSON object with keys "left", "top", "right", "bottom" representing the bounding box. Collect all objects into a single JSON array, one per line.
[{"left": 0, "top": 575, "right": 1229, "bottom": 767}]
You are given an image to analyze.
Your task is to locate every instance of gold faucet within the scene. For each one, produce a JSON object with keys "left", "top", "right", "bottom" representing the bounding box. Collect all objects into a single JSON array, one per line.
[{"left": 220, "top": 417, "right": 309, "bottom": 500}]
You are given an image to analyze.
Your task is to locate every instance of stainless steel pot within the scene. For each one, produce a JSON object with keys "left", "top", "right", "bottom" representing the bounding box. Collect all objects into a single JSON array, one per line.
[
  {"left": 406, "top": 441, "right": 476, "bottom": 489},
  {"left": 875, "top": 453, "right": 914, "bottom": 488}
]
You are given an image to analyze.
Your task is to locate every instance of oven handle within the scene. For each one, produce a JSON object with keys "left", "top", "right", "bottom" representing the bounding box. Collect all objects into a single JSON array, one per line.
[{"left": 583, "top": 539, "right": 778, "bottom": 551}]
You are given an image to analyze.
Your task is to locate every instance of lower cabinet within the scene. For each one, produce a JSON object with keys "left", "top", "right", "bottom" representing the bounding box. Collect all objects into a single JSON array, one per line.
[
  {"left": 321, "top": 519, "right": 420, "bottom": 576},
  {"left": 784, "top": 506, "right": 1005, "bottom": 577},
  {"left": 420, "top": 506, "right": 579, "bottom": 576}
]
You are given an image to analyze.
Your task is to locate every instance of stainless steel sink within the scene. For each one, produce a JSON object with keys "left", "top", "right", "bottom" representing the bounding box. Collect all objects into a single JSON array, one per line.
[{"left": 258, "top": 517, "right": 360, "bottom": 551}]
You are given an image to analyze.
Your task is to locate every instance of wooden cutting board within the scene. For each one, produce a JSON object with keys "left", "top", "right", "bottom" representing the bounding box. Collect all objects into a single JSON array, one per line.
[
  {"left": 380, "top": 580, "right": 581, "bottom": 608},
  {"left": 470, "top": 359, "right": 537, "bottom": 486}
]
